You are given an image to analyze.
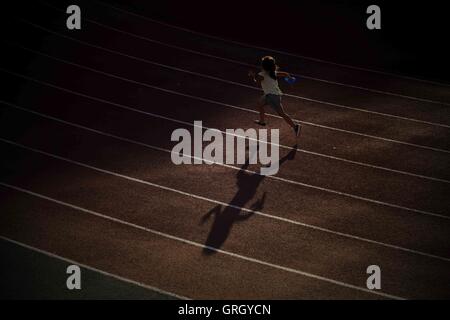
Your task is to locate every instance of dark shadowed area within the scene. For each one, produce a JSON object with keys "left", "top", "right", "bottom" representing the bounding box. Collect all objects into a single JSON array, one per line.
[
  {"left": 117, "top": 0, "right": 449, "bottom": 82},
  {"left": 0, "top": 0, "right": 449, "bottom": 300}
]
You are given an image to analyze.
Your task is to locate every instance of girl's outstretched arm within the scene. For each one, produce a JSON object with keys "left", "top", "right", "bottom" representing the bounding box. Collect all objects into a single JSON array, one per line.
[
  {"left": 248, "top": 70, "right": 263, "bottom": 84},
  {"left": 276, "top": 71, "right": 291, "bottom": 78}
]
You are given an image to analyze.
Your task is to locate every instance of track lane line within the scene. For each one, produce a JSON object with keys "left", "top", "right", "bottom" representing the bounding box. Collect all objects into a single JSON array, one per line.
[
  {"left": 81, "top": 7, "right": 450, "bottom": 106},
  {"left": 13, "top": 19, "right": 450, "bottom": 152},
  {"left": 18, "top": 18, "right": 450, "bottom": 129},
  {"left": 0, "top": 236, "right": 189, "bottom": 300},
  {"left": 0, "top": 182, "right": 405, "bottom": 300},
  {"left": 3, "top": 64, "right": 450, "bottom": 198},
  {"left": 2, "top": 55, "right": 450, "bottom": 185},
  {"left": 2, "top": 97, "right": 449, "bottom": 218},
  {"left": 91, "top": 0, "right": 450, "bottom": 96},
  {"left": 0, "top": 134, "right": 449, "bottom": 261}
]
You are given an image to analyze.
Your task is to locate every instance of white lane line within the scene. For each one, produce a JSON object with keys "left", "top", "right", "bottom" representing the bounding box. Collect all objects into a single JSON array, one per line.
[
  {"left": 1, "top": 134, "right": 449, "bottom": 262},
  {"left": 2, "top": 97, "right": 450, "bottom": 221},
  {"left": 19, "top": 18, "right": 450, "bottom": 129},
  {"left": 15, "top": 20, "right": 450, "bottom": 151},
  {"left": 3, "top": 59, "right": 450, "bottom": 185},
  {"left": 94, "top": 1, "right": 450, "bottom": 94},
  {"left": 80, "top": 11, "right": 450, "bottom": 108},
  {"left": 0, "top": 182, "right": 404, "bottom": 300},
  {"left": 0, "top": 236, "right": 189, "bottom": 300}
]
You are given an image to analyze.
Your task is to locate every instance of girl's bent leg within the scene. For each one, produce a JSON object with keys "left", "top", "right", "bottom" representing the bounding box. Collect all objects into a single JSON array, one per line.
[
  {"left": 258, "top": 104, "right": 266, "bottom": 123},
  {"left": 279, "top": 110, "right": 296, "bottom": 129},
  {"left": 257, "top": 96, "right": 267, "bottom": 124}
]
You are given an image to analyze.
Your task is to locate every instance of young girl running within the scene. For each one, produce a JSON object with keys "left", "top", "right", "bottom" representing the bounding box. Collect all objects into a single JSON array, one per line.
[{"left": 248, "top": 56, "right": 301, "bottom": 137}]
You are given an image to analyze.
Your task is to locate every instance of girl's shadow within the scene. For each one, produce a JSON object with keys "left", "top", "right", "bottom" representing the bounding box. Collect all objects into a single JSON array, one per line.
[{"left": 200, "top": 144, "right": 298, "bottom": 254}]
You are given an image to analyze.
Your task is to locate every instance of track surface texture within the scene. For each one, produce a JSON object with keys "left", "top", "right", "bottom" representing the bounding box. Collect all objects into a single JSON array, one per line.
[{"left": 0, "top": 1, "right": 449, "bottom": 299}]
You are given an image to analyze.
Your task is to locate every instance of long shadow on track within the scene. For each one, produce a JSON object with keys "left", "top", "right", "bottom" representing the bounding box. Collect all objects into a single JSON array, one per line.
[{"left": 201, "top": 144, "right": 298, "bottom": 253}]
